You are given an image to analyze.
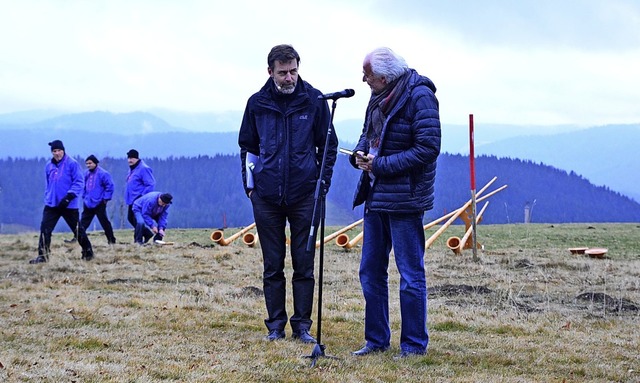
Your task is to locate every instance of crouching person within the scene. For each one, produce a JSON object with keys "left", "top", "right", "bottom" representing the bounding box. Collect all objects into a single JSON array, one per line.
[{"left": 132, "top": 191, "right": 173, "bottom": 245}]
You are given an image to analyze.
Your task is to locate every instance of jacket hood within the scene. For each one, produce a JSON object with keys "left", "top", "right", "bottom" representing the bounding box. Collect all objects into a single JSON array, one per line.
[{"left": 409, "top": 69, "right": 437, "bottom": 94}]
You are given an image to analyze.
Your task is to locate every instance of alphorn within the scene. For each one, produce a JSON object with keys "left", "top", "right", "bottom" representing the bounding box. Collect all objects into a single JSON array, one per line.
[
  {"left": 242, "top": 231, "right": 258, "bottom": 247},
  {"left": 446, "top": 201, "right": 490, "bottom": 255},
  {"left": 337, "top": 230, "right": 364, "bottom": 250},
  {"left": 318, "top": 218, "right": 364, "bottom": 248},
  {"left": 210, "top": 223, "right": 257, "bottom": 246},
  {"left": 425, "top": 184, "right": 507, "bottom": 249},
  {"left": 338, "top": 179, "right": 505, "bottom": 251},
  {"left": 423, "top": 176, "right": 497, "bottom": 231}
]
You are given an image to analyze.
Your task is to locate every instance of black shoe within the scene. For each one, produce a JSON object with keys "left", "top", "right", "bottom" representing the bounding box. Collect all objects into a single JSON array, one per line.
[
  {"left": 81, "top": 249, "right": 94, "bottom": 261},
  {"left": 64, "top": 238, "right": 77, "bottom": 244},
  {"left": 292, "top": 329, "right": 317, "bottom": 344},
  {"left": 393, "top": 350, "right": 426, "bottom": 360},
  {"left": 351, "top": 345, "right": 388, "bottom": 356},
  {"left": 29, "top": 256, "right": 48, "bottom": 264},
  {"left": 264, "top": 329, "right": 285, "bottom": 341},
  {"left": 108, "top": 238, "right": 117, "bottom": 245}
]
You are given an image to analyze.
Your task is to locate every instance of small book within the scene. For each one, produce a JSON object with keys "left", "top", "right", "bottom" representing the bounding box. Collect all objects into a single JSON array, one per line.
[{"left": 246, "top": 152, "right": 259, "bottom": 188}]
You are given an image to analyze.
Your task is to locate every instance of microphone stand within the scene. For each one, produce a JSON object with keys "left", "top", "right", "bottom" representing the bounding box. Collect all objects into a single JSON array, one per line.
[{"left": 303, "top": 98, "right": 340, "bottom": 367}]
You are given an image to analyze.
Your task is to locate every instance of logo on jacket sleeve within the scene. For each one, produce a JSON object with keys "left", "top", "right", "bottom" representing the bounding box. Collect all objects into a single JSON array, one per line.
[{"left": 299, "top": 115, "right": 308, "bottom": 120}]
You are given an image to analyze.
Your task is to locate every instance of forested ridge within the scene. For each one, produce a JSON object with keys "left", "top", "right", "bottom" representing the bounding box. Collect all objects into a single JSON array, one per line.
[{"left": 1, "top": 153, "right": 639, "bottom": 233}]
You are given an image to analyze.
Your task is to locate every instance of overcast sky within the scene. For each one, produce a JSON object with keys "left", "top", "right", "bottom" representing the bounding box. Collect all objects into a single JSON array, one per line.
[{"left": 1, "top": 0, "right": 639, "bottom": 128}]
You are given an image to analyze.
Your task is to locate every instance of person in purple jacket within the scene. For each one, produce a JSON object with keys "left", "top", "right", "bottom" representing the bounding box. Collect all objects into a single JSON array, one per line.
[
  {"left": 132, "top": 191, "right": 172, "bottom": 245},
  {"left": 125, "top": 149, "right": 155, "bottom": 242},
  {"left": 80, "top": 155, "right": 117, "bottom": 244},
  {"left": 29, "top": 140, "right": 94, "bottom": 264}
]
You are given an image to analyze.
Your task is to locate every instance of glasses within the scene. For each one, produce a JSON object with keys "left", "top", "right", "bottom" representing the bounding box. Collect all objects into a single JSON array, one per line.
[{"left": 362, "top": 71, "right": 379, "bottom": 81}]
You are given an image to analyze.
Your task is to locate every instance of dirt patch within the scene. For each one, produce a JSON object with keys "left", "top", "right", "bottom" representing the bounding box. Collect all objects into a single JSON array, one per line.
[{"left": 575, "top": 292, "right": 640, "bottom": 313}]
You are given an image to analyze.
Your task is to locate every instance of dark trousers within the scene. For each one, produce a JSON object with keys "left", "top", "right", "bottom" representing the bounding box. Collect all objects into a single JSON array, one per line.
[
  {"left": 251, "top": 193, "right": 316, "bottom": 333},
  {"left": 133, "top": 211, "right": 155, "bottom": 244},
  {"left": 39, "top": 206, "right": 92, "bottom": 257},
  {"left": 81, "top": 203, "right": 116, "bottom": 244},
  {"left": 127, "top": 204, "right": 137, "bottom": 240}
]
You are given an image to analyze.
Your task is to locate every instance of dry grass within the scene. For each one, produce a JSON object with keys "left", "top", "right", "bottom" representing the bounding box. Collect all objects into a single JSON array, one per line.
[{"left": 1, "top": 224, "right": 639, "bottom": 382}]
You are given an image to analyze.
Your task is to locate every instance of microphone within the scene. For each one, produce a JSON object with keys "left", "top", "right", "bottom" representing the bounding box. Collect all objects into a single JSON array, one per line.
[{"left": 318, "top": 89, "right": 355, "bottom": 100}]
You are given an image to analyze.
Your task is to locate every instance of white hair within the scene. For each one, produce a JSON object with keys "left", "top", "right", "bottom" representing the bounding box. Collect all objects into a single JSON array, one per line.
[{"left": 367, "top": 47, "right": 408, "bottom": 82}]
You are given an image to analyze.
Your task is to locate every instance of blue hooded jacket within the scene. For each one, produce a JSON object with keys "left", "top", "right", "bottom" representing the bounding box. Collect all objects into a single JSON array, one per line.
[
  {"left": 238, "top": 77, "right": 338, "bottom": 205},
  {"left": 44, "top": 154, "right": 84, "bottom": 209},
  {"left": 352, "top": 69, "right": 441, "bottom": 213}
]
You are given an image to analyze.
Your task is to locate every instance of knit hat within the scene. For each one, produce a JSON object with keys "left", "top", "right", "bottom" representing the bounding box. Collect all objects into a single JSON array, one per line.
[
  {"left": 85, "top": 154, "right": 99, "bottom": 164},
  {"left": 127, "top": 149, "right": 139, "bottom": 159},
  {"left": 48, "top": 140, "right": 65, "bottom": 151},
  {"left": 160, "top": 193, "right": 173, "bottom": 204}
]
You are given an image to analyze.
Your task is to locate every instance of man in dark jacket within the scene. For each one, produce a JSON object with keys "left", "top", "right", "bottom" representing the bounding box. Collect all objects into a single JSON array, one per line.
[
  {"left": 238, "top": 44, "right": 338, "bottom": 344},
  {"left": 349, "top": 47, "right": 441, "bottom": 359},
  {"left": 29, "top": 140, "right": 94, "bottom": 264}
]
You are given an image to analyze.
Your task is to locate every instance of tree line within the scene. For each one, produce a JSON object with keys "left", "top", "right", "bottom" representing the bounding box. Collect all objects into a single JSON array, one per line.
[{"left": 1, "top": 153, "right": 639, "bottom": 234}]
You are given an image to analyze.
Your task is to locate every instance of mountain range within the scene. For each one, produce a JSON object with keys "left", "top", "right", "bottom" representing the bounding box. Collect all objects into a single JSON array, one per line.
[{"left": 1, "top": 110, "right": 638, "bottom": 202}]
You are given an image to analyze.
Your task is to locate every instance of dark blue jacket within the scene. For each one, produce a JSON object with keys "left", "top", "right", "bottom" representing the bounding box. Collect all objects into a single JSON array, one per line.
[
  {"left": 352, "top": 69, "right": 441, "bottom": 213},
  {"left": 238, "top": 78, "right": 338, "bottom": 205}
]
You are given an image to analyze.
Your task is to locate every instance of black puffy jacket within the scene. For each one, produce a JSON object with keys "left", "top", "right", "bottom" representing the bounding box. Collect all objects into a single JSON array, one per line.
[
  {"left": 239, "top": 78, "right": 338, "bottom": 205},
  {"left": 352, "top": 69, "right": 441, "bottom": 213}
]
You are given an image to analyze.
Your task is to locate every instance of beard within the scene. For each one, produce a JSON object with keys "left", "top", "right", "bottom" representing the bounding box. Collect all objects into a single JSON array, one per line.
[{"left": 274, "top": 79, "right": 296, "bottom": 95}]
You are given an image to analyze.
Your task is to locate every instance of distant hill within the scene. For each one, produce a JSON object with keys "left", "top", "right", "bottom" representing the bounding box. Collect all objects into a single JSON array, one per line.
[
  {"left": 1, "top": 129, "right": 238, "bottom": 160},
  {"left": 0, "top": 111, "right": 185, "bottom": 135},
  {"left": 0, "top": 110, "right": 637, "bottom": 203},
  {"left": 147, "top": 108, "right": 244, "bottom": 133},
  {"left": 475, "top": 124, "right": 640, "bottom": 202}
]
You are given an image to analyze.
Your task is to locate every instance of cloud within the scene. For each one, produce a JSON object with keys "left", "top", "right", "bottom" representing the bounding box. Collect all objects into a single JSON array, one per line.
[{"left": 0, "top": 0, "right": 639, "bottom": 128}]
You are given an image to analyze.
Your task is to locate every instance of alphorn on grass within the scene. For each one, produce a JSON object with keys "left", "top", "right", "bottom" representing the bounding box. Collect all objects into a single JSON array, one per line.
[
  {"left": 242, "top": 231, "right": 258, "bottom": 247},
  {"left": 425, "top": 183, "right": 507, "bottom": 249},
  {"left": 210, "top": 223, "right": 257, "bottom": 246},
  {"left": 320, "top": 218, "right": 364, "bottom": 248},
  {"left": 336, "top": 178, "right": 505, "bottom": 252},
  {"left": 446, "top": 201, "right": 490, "bottom": 255},
  {"left": 336, "top": 230, "right": 364, "bottom": 250},
  {"left": 423, "top": 176, "right": 497, "bottom": 231}
]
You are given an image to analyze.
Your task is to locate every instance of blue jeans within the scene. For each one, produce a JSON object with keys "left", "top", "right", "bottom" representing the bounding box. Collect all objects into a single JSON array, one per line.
[
  {"left": 251, "top": 192, "right": 316, "bottom": 333},
  {"left": 359, "top": 209, "right": 429, "bottom": 353}
]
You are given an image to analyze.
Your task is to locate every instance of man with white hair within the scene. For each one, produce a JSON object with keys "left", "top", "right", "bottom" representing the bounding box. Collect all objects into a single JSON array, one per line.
[{"left": 349, "top": 47, "right": 441, "bottom": 359}]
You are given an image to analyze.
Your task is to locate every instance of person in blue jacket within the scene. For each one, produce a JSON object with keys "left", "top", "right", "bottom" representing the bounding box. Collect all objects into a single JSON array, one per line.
[
  {"left": 125, "top": 149, "right": 155, "bottom": 241},
  {"left": 238, "top": 44, "right": 338, "bottom": 344},
  {"left": 29, "top": 140, "right": 94, "bottom": 264},
  {"left": 132, "top": 191, "right": 172, "bottom": 245},
  {"left": 349, "top": 47, "right": 441, "bottom": 359},
  {"left": 80, "top": 154, "right": 117, "bottom": 244}
]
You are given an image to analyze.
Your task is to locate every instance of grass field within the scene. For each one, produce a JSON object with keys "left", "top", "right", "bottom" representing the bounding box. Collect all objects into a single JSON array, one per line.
[{"left": 1, "top": 223, "right": 639, "bottom": 382}]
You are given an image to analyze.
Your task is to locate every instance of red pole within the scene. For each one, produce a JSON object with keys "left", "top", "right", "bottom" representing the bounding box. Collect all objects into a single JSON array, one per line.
[
  {"left": 469, "top": 114, "right": 476, "bottom": 190},
  {"left": 469, "top": 114, "right": 479, "bottom": 261}
]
